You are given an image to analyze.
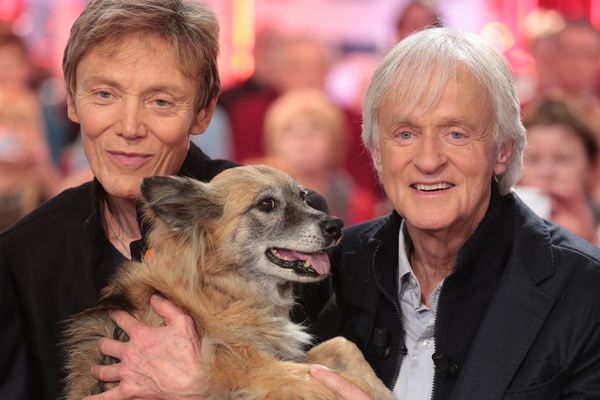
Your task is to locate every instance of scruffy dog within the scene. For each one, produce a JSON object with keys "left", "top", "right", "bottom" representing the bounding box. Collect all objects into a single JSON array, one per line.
[{"left": 62, "top": 165, "right": 392, "bottom": 399}]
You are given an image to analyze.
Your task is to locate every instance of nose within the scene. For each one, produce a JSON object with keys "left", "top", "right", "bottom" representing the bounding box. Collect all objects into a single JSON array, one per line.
[
  {"left": 320, "top": 217, "right": 343, "bottom": 241},
  {"left": 414, "top": 135, "right": 447, "bottom": 173},
  {"left": 117, "top": 98, "right": 146, "bottom": 139}
]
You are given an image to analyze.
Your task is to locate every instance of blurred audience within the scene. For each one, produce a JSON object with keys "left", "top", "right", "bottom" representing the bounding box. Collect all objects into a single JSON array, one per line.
[
  {"left": 516, "top": 98, "right": 599, "bottom": 245},
  {"left": 0, "top": 87, "right": 58, "bottom": 230},
  {"left": 225, "top": 33, "right": 336, "bottom": 163},
  {"left": 0, "top": 27, "right": 62, "bottom": 230},
  {"left": 259, "top": 88, "right": 378, "bottom": 225},
  {"left": 518, "top": 8, "right": 565, "bottom": 103},
  {"left": 393, "top": 0, "right": 443, "bottom": 43}
]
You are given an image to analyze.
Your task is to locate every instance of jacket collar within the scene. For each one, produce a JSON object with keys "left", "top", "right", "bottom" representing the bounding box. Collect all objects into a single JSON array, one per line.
[{"left": 448, "top": 193, "right": 557, "bottom": 400}]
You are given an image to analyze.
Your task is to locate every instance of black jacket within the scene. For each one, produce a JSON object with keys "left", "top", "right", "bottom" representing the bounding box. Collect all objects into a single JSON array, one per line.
[
  {"left": 315, "top": 186, "right": 600, "bottom": 400},
  {"left": 0, "top": 144, "right": 329, "bottom": 400}
]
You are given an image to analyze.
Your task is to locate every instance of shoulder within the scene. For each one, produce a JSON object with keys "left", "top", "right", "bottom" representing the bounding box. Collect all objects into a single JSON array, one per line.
[
  {"left": 0, "top": 182, "right": 93, "bottom": 246},
  {"left": 338, "top": 215, "right": 391, "bottom": 250},
  {"left": 180, "top": 143, "right": 239, "bottom": 182}
]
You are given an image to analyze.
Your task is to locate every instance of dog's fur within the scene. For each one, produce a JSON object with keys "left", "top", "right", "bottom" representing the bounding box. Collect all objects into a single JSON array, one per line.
[{"left": 62, "top": 165, "right": 392, "bottom": 399}]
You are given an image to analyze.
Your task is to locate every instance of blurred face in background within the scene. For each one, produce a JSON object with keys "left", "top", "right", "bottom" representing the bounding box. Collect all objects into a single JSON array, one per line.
[
  {"left": 0, "top": 43, "right": 31, "bottom": 89},
  {"left": 555, "top": 26, "right": 600, "bottom": 96},
  {"left": 273, "top": 113, "right": 335, "bottom": 177},
  {"left": 521, "top": 124, "right": 592, "bottom": 192}
]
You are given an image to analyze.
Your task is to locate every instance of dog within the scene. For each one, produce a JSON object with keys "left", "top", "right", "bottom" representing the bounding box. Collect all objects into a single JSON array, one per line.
[{"left": 62, "top": 165, "right": 392, "bottom": 399}]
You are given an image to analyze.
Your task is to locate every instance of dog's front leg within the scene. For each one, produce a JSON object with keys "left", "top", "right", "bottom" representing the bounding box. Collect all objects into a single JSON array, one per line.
[{"left": 306, "top": 337, "right": 393, "bottom": 400}]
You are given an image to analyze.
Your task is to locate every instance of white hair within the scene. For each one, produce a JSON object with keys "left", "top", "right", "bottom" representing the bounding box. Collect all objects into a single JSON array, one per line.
[{"left": 362, "top": 27, "right": 526, "bottom": 194}]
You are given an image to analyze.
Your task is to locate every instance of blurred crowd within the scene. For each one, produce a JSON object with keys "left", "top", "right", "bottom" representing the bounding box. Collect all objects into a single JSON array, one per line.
[{"left": 2, "top": 0, "right": 600, "bottom": 245}]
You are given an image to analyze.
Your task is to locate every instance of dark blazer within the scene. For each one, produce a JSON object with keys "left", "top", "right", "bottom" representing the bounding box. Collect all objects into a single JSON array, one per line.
[
  {"left": 0, "top": 144, "right": 329, "bottom": 400},
  {"left": 315, "top": 187, "right": 600, "bottom": 400}
]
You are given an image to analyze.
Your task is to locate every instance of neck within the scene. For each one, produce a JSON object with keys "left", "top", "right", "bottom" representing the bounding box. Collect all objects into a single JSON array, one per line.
[
  {"left": 103, "top": 195, "right": 142, "bottom": 259},
  {"left": 405, "top": 224, "right": 473, "bottom": 307}
]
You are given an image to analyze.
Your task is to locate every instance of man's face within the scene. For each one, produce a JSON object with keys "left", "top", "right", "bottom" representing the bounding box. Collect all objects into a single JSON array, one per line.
[
  {"left": 374, "top": 71, "right": 512, "bottom": 238},
  {"left": 67, "top": 34, "right": 213, "bottom": 200}
]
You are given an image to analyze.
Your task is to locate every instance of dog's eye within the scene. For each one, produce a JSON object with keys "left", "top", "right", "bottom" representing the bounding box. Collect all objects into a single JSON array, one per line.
[
  {"left": 300, "top": 189, "right": 308, "bottom": 202},
  {"left": 257, "top": 197, "right": 277, "bottom": 213}
]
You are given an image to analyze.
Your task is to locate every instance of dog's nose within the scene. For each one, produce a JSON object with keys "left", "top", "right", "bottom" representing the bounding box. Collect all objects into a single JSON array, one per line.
[{"left": 320, "top": 217, "right": 343, "bottom": 241}]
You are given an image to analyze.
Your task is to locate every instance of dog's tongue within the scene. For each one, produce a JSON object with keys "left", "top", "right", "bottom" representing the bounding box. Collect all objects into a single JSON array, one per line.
[{"left": 281, "top": 250, "right": 331, "bottom": 275}]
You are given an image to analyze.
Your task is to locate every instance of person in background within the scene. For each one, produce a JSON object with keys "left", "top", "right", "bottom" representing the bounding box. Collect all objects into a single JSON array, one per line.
[
  {"left": 226, "top": 34, "right": 336, "bottom": 163},
  {"left": 0, "top": 86, "right": 57, "bottom": 230},
  {"left": 516, "top": 98, "right": 599, "bottom": 245},
  {"left": 393, "top": 0, "right": 443, "bottom": 43},
  {"left": 310, "top": 27, "right": 600, "bottom": 399},
  {"left": 260, "top": 88, "right": 378, "bottom": 225}
]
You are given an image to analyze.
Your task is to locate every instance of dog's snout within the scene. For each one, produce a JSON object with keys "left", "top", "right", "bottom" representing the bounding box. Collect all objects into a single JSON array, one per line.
[{"left": 320, "top": 218, "right": 343, "bottom": 241}]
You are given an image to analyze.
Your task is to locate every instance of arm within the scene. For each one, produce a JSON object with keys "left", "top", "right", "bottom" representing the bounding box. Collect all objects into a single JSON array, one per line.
[{"left": 85, "top": 295, "right": 209, "bottom": 400}]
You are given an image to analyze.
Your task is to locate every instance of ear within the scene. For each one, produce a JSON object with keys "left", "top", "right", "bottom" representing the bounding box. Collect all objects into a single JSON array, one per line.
[
  {"left": 66, "top": 94, "right": 80, "bottom": 124},
  {"left": 191, "top": 98, "right": 217, "bottom": 137},
  {"left": 141, "top": 176, "right": 222, "bottom": 231},
  {"left": 493, "top": 141, "right": 514, "bottom": 176}
]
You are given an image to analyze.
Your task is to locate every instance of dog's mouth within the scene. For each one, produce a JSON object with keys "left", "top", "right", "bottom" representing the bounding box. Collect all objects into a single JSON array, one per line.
[{"left": 266, "top": 248, "right": 330, "bottom": 277}]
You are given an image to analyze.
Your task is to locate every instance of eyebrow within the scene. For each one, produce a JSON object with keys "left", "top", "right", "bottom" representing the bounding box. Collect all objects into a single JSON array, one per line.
[
  {"left": 393, "top": 116, "right": 478, "bottom": 130},
  {"left": 81, "top": 76, "right": 187, "bottom": 96}
]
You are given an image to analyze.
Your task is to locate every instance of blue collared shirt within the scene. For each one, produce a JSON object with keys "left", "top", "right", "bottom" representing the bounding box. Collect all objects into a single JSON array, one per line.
[{"left": 393, "top": 221, "right": 444, "bottom": 400}]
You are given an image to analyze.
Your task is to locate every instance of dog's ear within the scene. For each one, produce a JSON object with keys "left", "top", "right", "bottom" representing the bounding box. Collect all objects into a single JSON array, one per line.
[{"left": 141, "top": 176, "right": 222, "bottom": 231}]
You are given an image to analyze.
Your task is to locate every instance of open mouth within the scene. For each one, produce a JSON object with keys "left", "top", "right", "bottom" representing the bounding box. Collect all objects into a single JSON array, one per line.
[
  {"left": 411, "top": 183, "right": 454, "bottom": 192},
  {"left": 266, "top": 248, "right": 331, "bottom": 277}
]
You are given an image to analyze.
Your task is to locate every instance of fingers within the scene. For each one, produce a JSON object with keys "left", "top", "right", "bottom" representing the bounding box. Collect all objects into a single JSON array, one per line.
[
  {"left": 108, "top": 309, "right": 140, "bottom": 335},
  {"left": 97, "top": 337, "right": 125, "bottom": 360},
  {"left": 309, "top": 365, "right": 373, "bottom": 400},
  {"left": 148, "top": 293, "right": 186, "bottom": 325},
  {"left": 90, "top": 363, "right": 121, "bottom": 383}
]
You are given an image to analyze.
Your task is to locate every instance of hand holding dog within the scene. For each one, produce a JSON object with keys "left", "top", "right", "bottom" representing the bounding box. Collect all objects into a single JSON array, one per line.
[
  {"left": 309, "top": 365, "right": 374, "bottom": 400},
  {"left": 85, "top": 294, "right": 209, "bottom": 400}
]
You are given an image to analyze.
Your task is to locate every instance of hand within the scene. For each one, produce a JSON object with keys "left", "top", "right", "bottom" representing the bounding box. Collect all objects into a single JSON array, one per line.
[
  {"left": 84, "top": 294, "right": 209, "bottom": 400},
  {"left": 309, "top": 365, "right": 373, "bottom": 400}
]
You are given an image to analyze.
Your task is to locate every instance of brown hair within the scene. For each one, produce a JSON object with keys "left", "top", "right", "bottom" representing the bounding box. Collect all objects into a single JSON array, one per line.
[
  {"left": 62, "top": 0, "right": 220, "bottom": 111},
  {"left": 523, "top": 98, "right": 599, "bottom": 164}
]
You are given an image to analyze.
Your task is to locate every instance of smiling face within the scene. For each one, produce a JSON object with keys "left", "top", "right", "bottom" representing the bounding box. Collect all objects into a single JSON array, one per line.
[
  {"left": 67, "top": 34, "right": 214, "bottom": 200},
  {"left": 374, "top": 71, "right": 512, "bottom": 238}
]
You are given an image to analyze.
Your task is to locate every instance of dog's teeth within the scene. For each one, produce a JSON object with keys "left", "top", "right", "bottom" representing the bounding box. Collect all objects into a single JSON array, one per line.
[{"left": 304, "top": 260, "right": 311, "bottom": 268}]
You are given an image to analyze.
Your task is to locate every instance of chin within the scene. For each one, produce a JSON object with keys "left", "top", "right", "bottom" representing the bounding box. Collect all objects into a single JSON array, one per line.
[{"left": 99, "top": 177, "right": 143, "bottom": 200}]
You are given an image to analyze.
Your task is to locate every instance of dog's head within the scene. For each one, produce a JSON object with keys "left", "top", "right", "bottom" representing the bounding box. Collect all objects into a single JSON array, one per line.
[{"left": 140, "top": 165, "right": 343, "bottom": 285}]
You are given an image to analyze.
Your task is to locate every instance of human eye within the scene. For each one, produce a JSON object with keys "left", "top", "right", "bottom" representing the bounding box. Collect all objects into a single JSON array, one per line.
[
  {"left": 92, "top": 89, "right": 113, "bottom": 101},
  {"left": 444, "top": 129, "right": 470, "bottom": 145},
  {"left": 154, "top": 98, "right": 172, "bottom": 107},
  {"left": 394, "top": 130, "right": 414, "bottom": 141},
  {"left": 450, "top": 131, "right": 464, "bottom": 139}
]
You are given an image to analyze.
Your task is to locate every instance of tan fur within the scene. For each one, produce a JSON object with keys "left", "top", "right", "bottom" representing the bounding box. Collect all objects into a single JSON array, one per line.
[{"left": 62, "top": 165, "right": 392, "bottom": 399}]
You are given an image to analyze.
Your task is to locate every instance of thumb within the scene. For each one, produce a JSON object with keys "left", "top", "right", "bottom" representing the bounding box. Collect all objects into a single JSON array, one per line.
[{"left": 309, "top": 365, "right": 372, "bottom": 400}]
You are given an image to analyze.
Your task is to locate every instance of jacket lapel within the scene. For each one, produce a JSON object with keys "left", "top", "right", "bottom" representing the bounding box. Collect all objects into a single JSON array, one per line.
[{"left": 449, "top": 196, "right": 556, "bottom": 400}]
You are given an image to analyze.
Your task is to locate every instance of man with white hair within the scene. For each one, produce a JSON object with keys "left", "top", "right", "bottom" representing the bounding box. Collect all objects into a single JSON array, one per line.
[{"left": 310, "top": 27, "right": 600, "bottom": 400}]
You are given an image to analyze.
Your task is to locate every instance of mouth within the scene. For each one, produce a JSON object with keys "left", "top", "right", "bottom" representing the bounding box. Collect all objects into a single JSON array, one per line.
[
  {"left": 265, "top": 248, "right": 331, "bottom": 277},
  {"left": 411, "top": 182, "right": 454, "bottom": 192},
  {"left": 107, "top": 151, "right": 152, "bottom": 168}
]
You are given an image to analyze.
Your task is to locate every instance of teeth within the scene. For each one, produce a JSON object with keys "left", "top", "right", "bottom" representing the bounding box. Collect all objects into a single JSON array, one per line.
[
  {"left": 304, "top": 260, "right": 311, "bottom": 268},
  {"left": 414, "top": 183, "right": 452, "bottom": 191}
]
